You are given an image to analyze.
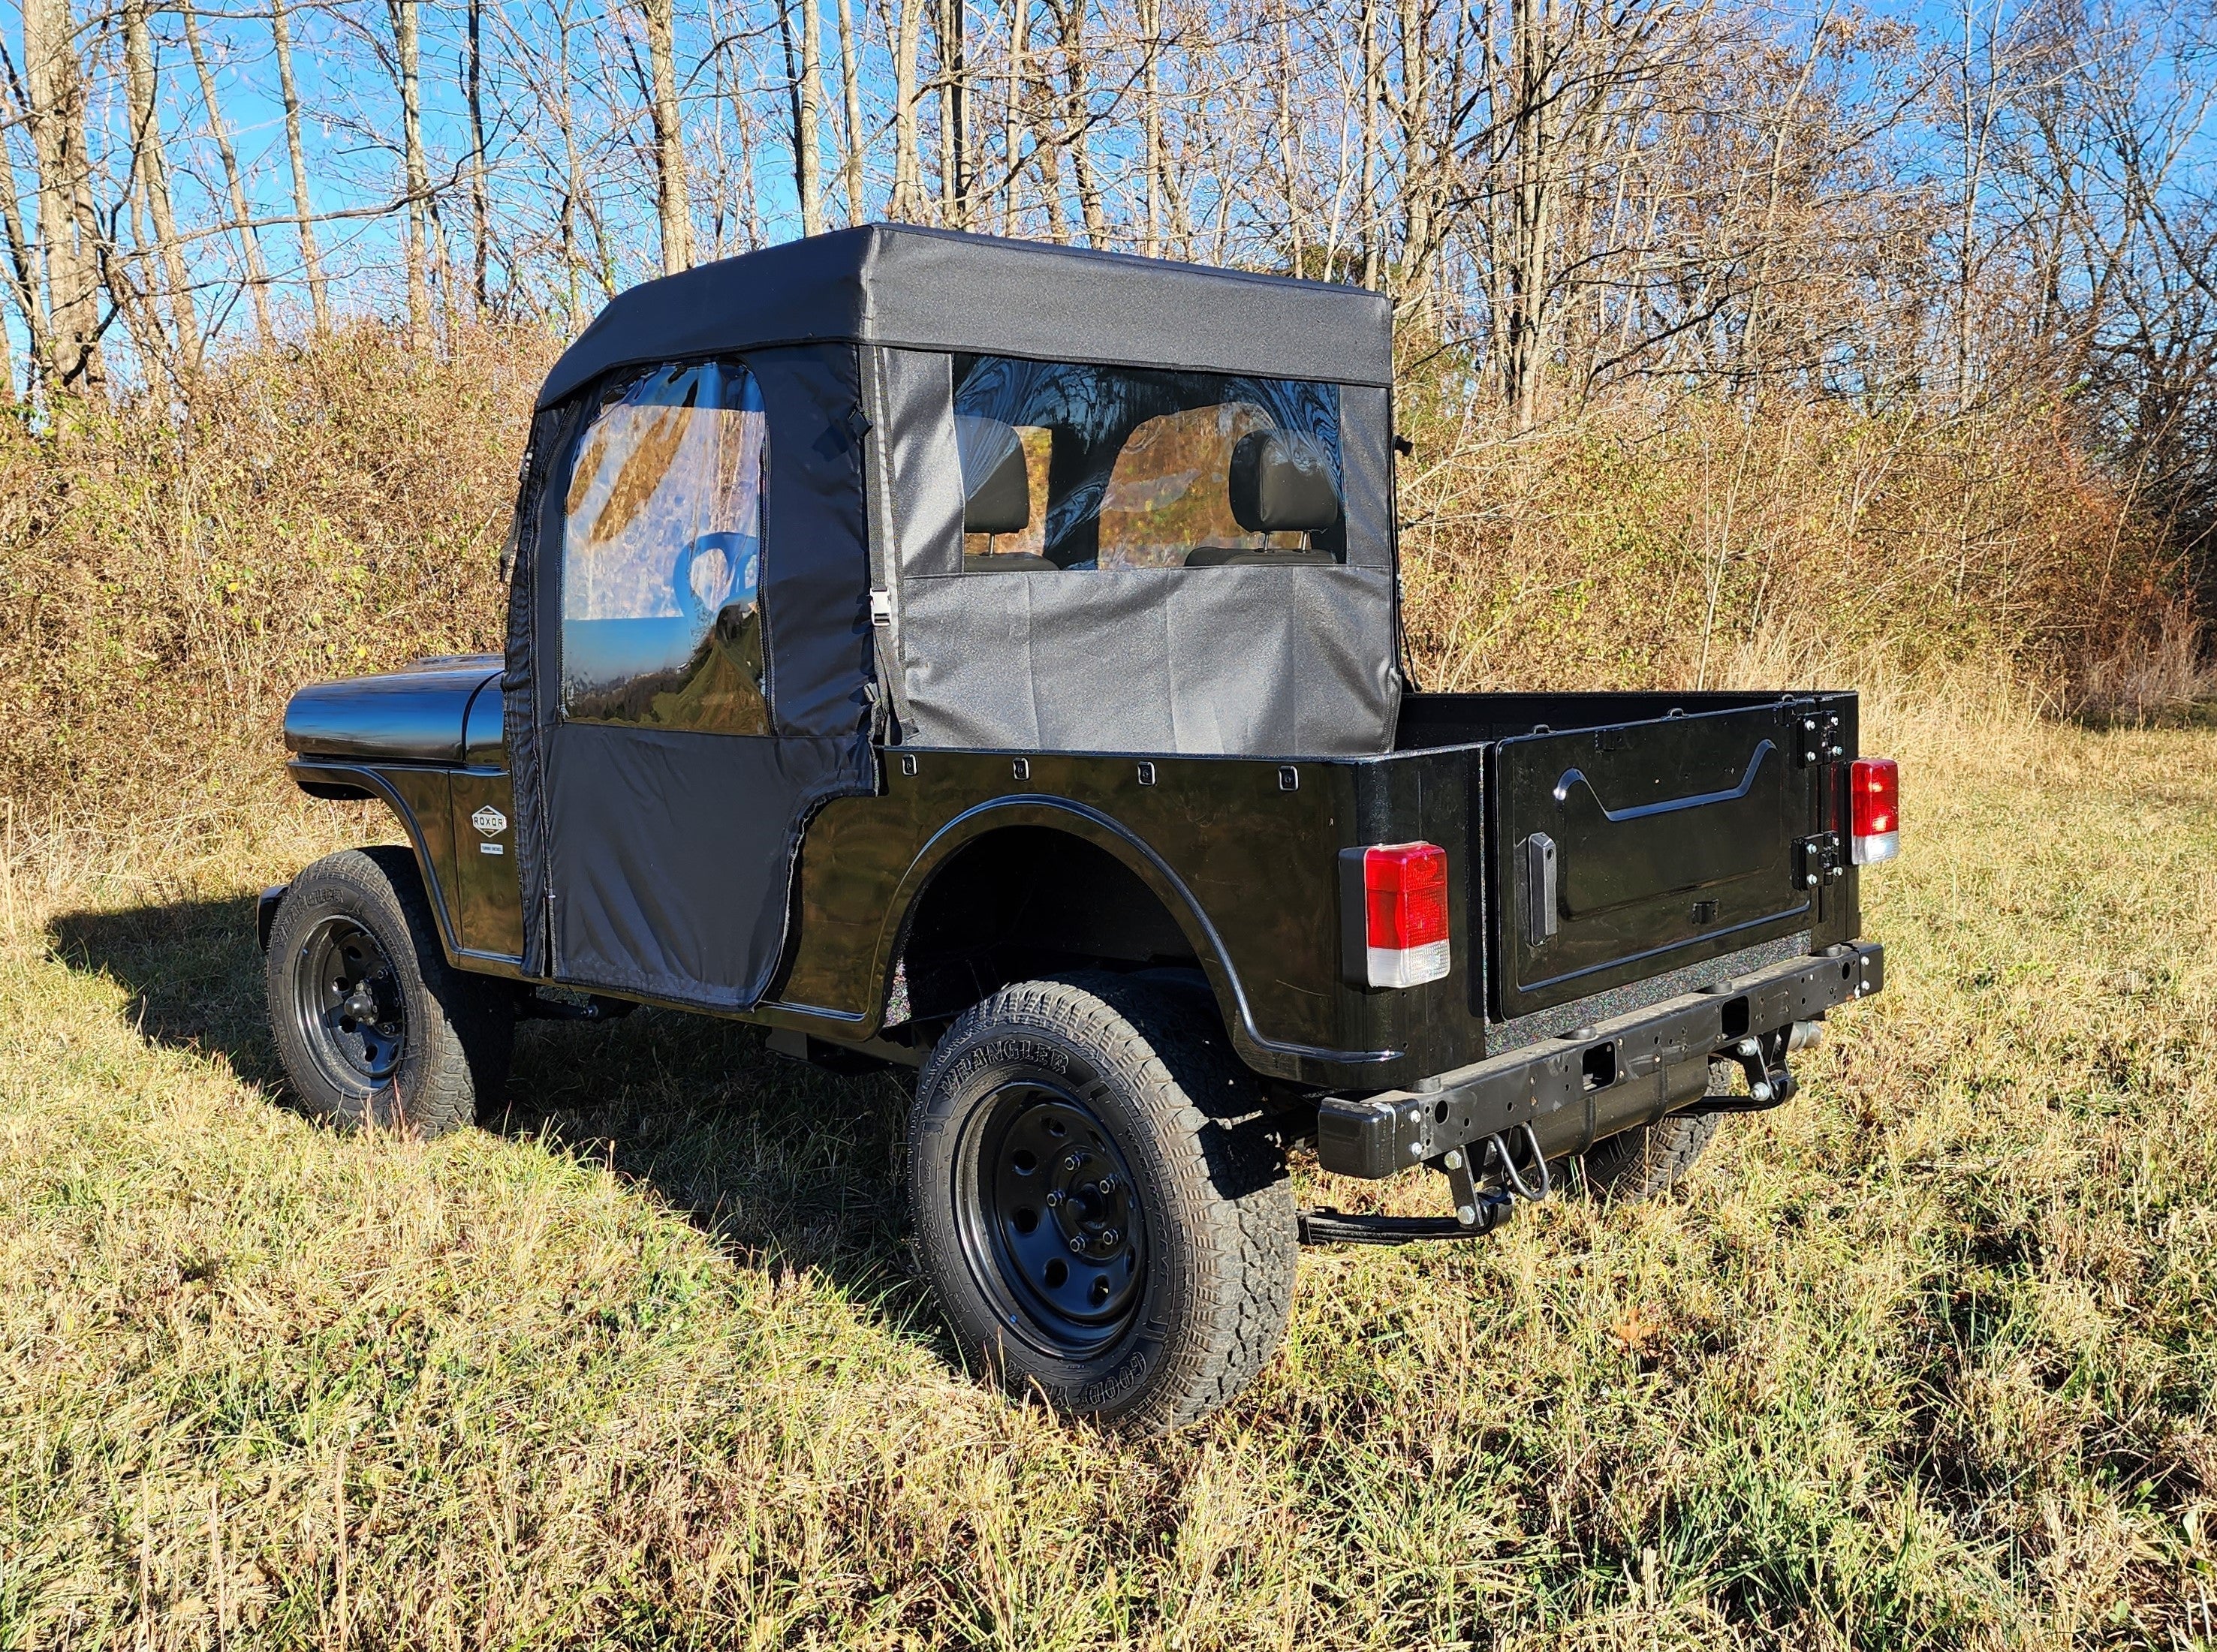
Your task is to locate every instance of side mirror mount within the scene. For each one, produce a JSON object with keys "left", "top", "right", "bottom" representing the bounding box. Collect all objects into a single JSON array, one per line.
[
  {"left": 956, "top": 417, "right": 1032, "bottom": 535},
  {"left": 1228, "top": 430, "right": 1341, "bottom": 534}
]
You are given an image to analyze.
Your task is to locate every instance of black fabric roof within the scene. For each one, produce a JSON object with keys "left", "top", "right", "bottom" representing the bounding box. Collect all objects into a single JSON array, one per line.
[{"left": 537, "top": 225, "right": 1393, "bottom": 408}]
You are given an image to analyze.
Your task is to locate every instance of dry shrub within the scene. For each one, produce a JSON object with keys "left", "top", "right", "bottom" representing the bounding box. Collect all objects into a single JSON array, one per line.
[
  {"left": 0, "top": 322, "right": 555, "bottom": 810},
  {"left": 1397, "top": 382, "right": 2178, "bottom": 699},
  {"left": 0, "top": 326, "right": 2194, "bottom": 826},
  {"left": 2074, "top": 600, "right": 2215, "bottom": 725}
]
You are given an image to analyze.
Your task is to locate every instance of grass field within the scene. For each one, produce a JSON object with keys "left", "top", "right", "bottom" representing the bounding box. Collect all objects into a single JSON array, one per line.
[{"left": 5, "top": 695, "right": 2217, "bottom": 1648}]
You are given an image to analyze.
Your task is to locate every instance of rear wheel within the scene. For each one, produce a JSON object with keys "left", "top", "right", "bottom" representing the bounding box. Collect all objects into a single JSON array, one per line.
[
  {"left": 1580, "top": 1110, "right": 1721, "bottom": 1202},
  {"left": 908, "top": 973, "right": 1296, "bottom": 1433},
  {"left": 267, "top": 847, "right": 515, "bottom": 1138}
]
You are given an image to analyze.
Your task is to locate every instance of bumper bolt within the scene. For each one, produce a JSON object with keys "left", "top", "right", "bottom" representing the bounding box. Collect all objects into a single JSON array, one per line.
[{"left": 1442, "top": 1148, "right": 1465, "bottom": 1171}]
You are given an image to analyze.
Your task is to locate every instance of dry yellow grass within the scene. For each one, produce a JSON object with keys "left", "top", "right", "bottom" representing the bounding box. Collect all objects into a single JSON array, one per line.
[{"left": 5, "top": 670, "right": 2216, "bottom": 1647}]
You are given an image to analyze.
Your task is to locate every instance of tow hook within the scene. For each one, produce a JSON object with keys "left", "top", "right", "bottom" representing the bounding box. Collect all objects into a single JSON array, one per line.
[
  {"left": 1688, "top": 1022, "right": 1819, "bottom": 1115},
  {"left": 1294, "top": 1123, "right": 1551, "bottom": 1247},
  {"left": 1442, "top": 1122, "right": 1552, "bottom": 1229}
]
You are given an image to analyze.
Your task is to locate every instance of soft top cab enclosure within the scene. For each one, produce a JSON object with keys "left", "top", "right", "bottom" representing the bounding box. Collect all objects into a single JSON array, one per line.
[{"left": 493, "top": 225, "right": 1399, "bottom": 1015}]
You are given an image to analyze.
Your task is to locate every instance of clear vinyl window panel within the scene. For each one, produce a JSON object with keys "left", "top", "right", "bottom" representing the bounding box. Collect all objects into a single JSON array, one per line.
[
  {"left": 559, "top": 360, "right": 770, "bottom": 733},
  {"left": 951, "top": 356, "right": 1344, "bottom": 571}
]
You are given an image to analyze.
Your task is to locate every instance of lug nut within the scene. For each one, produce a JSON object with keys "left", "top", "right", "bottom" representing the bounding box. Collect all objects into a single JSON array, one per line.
[
  {"left": 1044, "top": 1191, "right": 1061, "bottom": 1207},
  {"left": 1101, "top": 1228, "right": 1119, "bottom": 1245}
]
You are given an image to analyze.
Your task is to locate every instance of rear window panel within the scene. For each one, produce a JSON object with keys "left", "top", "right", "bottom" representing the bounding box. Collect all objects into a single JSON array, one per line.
[{"left": 950, "top": 355, "right": 1345, "bottom": 570}]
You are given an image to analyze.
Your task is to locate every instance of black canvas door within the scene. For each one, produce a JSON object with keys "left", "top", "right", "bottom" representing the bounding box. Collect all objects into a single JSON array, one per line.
[{"left": 511, "top": 348, "right": 876, "bottom": 1011}]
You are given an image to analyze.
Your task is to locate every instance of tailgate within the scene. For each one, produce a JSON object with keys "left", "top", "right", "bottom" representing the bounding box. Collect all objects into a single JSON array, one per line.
[{"left": 1493, "top": 701, "right": 1824, "bottom": 1017}]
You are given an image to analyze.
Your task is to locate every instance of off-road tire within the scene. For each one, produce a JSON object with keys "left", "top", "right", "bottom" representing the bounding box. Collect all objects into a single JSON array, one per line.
[
  {"left": 1579, "top": 1110, "right": 1721, "bottom": 1203},
  {"left": 908, "top": 973, "right": 1297, "bottom": 1433},
  {"left": 266, "top": 847, "right": 515, "bottom": 1138}
]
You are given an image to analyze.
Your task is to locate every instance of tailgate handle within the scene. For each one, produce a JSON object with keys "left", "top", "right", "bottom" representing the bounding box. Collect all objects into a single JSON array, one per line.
[
  {"left": 1553, "top": 739, "right": 1777, "bottom": 820},
  {"left": 1524, "top": 832, "right": 1559, "bottom": 943}
]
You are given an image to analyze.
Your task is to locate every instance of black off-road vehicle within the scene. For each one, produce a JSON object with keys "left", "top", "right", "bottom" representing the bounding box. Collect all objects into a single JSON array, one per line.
[{"left": 265, "top": 227, "right": 1898, "bottom": 1431}]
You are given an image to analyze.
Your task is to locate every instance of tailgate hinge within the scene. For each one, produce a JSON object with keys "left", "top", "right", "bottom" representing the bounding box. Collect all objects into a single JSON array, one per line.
[
  {"left": 1794, "top": 709, "right": 1843, "bottom": 767},
  {"left": 1794, "top": 830, "right": 1844, "bottom": 891}
]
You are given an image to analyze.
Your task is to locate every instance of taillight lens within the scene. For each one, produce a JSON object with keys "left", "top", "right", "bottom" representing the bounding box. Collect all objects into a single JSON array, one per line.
[
  {"left": 1364, "top": 842, "right": 1450, "bottom": 988},
  {"left": 1849, "top": 757, "right": 1899, "bottom": 865}
]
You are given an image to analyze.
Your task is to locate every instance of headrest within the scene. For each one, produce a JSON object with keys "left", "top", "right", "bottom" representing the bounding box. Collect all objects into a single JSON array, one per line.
[
  {"left": 1228, "top": 430, "right": 1341, "bottom": 534},
  {"left": 955, "top": 417, "right": 1032, "bottom": 534}
]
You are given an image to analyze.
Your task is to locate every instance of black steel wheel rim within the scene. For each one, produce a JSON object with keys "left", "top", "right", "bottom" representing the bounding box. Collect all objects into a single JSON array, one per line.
[
  {"left": 956, "top": 1083, "right": 1146, "bottom": 1359},
  {"left": 292, "top": 915, "right": 405, "bottom": 1097}
]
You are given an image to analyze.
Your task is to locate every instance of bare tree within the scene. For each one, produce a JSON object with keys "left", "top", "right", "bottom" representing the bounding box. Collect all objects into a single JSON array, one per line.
[
  {"left": 890, "top": 0, "right": 925, "bottom": 216},
  {"left": 23, "top": 0, "right": 102, "bottom": 389},
  {"left": 270, "top": 0, "right": 330, "bottom": 331},
  {"left": 123, "top": 0, "right": 200, "bottom": 371},
  {"left": 837, "top": 0, "right": 866, "bottom": 220},
  {"left": 184, "top": 2, "right": 276, "bottom": 342},
  {"left": 387, "top": 0, "right": 431, "bottom": 337},
  {"left": 642, "top": 0, "right": 694, "bottom": 269}
]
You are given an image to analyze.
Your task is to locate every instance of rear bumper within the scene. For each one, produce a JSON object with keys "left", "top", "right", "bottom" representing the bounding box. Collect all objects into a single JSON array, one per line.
[{"left": 1316, "top": 941, "right": 1883, "bottom": 1178}]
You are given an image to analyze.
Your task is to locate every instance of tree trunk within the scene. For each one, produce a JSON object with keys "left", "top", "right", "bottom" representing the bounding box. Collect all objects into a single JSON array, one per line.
[
  {"left": 1276, "top": 0, "right": 1300, "bottom": 275},
  {"left": 270, "top": 0, "right": 329, "bottom": 332},
  {"left": 388, "top": 0, "right": 430, "bottom": 340},
  {"left": 1053, "top": 0, "right": 1105, "bottom": 246},
  {"left": 1001, "top": 0, "right": 1025, "bottom": 231},
  {"left": 0, "top": 89, "right": 47, "bottom": 386},
  {"left": 1396, "top": 0, "right": 1435, "bottom": 326},
  {"left": 184, "top": 2, "right": 273, "bottom": 342},
  {"left": 468, "top": 0, "right": 490, "bottom": 305},
  {"left": 936, "top": 0, "right": 968, "bottom": 225},
  {"left": 23, "top": 0, "right": 104, "bottom": 390},
  {"left": 837, "top": 0, "right": 865, "bottom": 221},
  {"left": 1504, "top": 0, "right": 1556, "bottom": 430},
  {"left": 643, "top": 0, "right": 693, "bottom": 270},
  {"left": 794, "top": 0, "right": 826, "bottom": 233},
  {"left": 890, "top": 0, "right": 923, "bottom": 217},
  {"left": 1359, "top": 0, "right": 1381, "bottom": 290},
  {"left": 1139, "top": 0, "right": 1161, "bottom": 254},
  {"left": 124, "top": 0, "right": 199, "bottom": 372}
]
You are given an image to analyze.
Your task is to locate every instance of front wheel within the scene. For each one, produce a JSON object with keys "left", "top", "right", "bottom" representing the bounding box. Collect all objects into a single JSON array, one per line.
[
  {"left": 266, "top": 847, "right": 515, "bottom": 1138},
  {"left": 908, "top": 974, "right": 1296, "bottom": 1433}
]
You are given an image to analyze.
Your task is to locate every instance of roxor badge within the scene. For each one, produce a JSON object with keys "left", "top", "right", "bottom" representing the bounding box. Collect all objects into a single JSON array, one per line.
[{"left": 471, "top": 806, "right": 508, "bottom": 836}]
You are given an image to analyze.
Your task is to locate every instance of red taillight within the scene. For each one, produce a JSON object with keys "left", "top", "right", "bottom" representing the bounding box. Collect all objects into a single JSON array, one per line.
[
  {"left": 1849, "top": 757, "right": 1899, "bottom": 865},
  {"left": 1363, "top": 842, "right": 1450, "bottom": 987}
]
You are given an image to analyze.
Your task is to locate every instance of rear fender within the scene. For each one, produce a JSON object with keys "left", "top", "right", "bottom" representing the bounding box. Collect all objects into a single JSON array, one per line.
[{"left": 872, "top": 796, "right": 1383, "bottom": 1082}]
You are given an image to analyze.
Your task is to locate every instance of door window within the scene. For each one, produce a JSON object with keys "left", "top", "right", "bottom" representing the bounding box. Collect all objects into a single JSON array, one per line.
[{"left": 559, "top": 362, "right": 770, "bottom": 733}]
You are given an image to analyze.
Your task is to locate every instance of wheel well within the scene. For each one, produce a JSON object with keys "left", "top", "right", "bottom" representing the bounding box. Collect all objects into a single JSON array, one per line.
[{"left": 895, "top": 827, "right": 1203, "bottom": 1024}]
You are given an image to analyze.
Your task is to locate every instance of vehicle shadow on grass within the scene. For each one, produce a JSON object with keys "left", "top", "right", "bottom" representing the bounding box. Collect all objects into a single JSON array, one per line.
[{"left": 44, "top": 892, "right": 932, "bottom": 1332}]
